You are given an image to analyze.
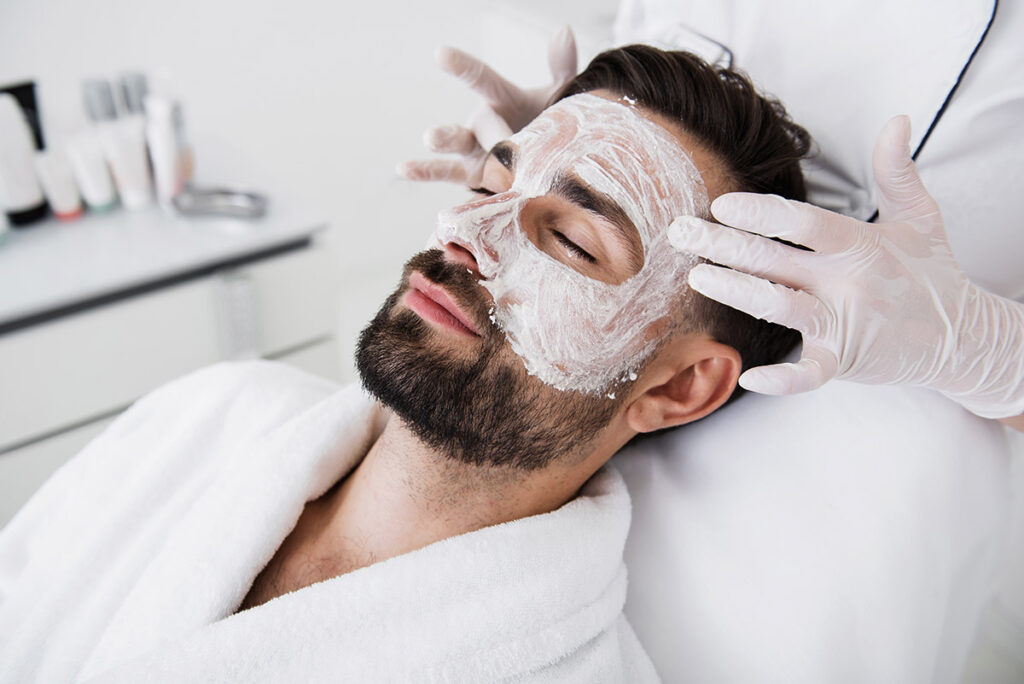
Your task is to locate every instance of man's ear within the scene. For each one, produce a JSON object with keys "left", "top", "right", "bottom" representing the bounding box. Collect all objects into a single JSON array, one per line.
[{"left": 624, "top": 335, "right": 741, "bottom": 433}]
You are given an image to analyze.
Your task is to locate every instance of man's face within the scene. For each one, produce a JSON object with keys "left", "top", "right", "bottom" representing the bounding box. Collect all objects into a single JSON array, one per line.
[
  {"left": 434, "top": 94, "right": 709, "bottom": 392},
  {"left": 357, "top": 94, "right": 709, "bottom": 470}
]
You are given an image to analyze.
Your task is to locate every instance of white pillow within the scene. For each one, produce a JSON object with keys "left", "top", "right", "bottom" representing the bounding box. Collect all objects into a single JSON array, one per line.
[
  {"left": 613, "top": 0, "right": 1024, "bottom": 300},
  {"left": 611, "top": 381, "right": 1012, "bottom": 683}
]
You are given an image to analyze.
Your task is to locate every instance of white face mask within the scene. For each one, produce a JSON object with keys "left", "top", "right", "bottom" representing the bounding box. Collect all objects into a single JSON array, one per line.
[{"left": 433, "top": 93, "right": 708, "bottom": 395}]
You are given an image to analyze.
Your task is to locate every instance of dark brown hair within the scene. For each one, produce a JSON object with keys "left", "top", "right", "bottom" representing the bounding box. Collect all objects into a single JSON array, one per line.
[{"left": 554, "top": 45, "right": 811, "bottom": 395}]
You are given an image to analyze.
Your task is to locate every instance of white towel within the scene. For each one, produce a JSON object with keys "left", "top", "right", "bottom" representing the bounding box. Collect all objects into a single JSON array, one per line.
[{"left": 0, "top": 361, "right": 657, "bottom": 683}]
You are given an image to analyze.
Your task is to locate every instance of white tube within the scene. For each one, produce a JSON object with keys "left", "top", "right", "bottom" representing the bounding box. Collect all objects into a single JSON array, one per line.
[
  {"left": 97, "top": 117, "right": 152, "bottom": 209},
  {"left": 144, "top": 94, "right": 183, "bottom": 207},
  {"left": 83, "top": 78, "right": 151, "bottom": 209},
  {"left": 66, "top": 132, "right": 117, "bottom": 210},
  {"left": 34, "top": 151, "right": 83, "bottom": 220}
]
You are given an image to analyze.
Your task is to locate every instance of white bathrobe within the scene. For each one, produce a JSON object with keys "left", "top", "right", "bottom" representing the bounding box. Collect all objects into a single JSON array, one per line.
[{"left": 0, "top": 361, "right": 657, "bottom": 683}]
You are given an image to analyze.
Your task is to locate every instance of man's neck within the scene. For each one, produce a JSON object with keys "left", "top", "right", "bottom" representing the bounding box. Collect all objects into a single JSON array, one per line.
[{"left": 310, "top": 417, "right": 609, "bottom": 571}]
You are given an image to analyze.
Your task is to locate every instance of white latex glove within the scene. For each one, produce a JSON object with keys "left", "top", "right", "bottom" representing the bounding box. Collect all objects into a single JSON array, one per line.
[
  {"left": 396, "top": 26, "right": 577, "bottom": 185},
  {"left": 668, "top": 115, "right": 1024, "bottom": 420}
]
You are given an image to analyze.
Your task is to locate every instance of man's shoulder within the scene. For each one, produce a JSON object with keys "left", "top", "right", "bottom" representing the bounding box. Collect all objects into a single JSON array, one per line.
[
  {"left": 160, "top": 359, "right": 340, "bottom": 399},
  {"left": 138, "top": 360, "right": 340, "bottom": 420},
  {"left": 97, "top": 360, "right": 347, "bottom": 465}
]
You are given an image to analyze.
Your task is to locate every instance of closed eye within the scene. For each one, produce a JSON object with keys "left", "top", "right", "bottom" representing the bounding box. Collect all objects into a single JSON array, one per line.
[
  {"left": 469, "top": 187, "right": 496, "bottom": 197},
  {"left": 553, "top": 230, "right": 596, "bottom": 263}
]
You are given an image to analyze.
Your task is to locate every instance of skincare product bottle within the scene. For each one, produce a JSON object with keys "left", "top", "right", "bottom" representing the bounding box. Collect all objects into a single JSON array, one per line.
[
  {"left": 145, "top": 93, "right": 187, "bottom": 207},
  {"left": 84, "top": 78, "right": 152, "bottom": 209},
  {"left": 66, "top": 132, "right": 117, "bottom": 210},
  {"left": 0, "top": 93, "right": 47, "bottom": 227},
  {"left": 119, "top": 73, "right": 149, "bottom": 119},
  {"left": 0, "top": 81, "right": 45, "bottom": 150},
  {"left": 34, "top": 151, "right": 83, "bottom": 220}
]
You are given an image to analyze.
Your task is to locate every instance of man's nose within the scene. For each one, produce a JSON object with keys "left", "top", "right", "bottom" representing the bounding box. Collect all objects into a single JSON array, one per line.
[
  {"left": 434, "top": 193, "right": 517, "bottom": 276},
  {"left": 442, "top": 239, "right": 481, "bottom": 276}
]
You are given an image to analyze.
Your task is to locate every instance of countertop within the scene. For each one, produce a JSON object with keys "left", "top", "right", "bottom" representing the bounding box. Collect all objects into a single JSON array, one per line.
[{"left": 0, "top": 203, "right": 327, "bottom": 333}]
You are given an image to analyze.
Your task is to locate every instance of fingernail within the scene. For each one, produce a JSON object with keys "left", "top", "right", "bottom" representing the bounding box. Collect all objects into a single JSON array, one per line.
[
  {"left": 896, "top": 114, "right": 912, "bottom": 158},
  {"left": 423, "top": 125, "right": 453, "bottom": 150},
  {"left": 422, "top": 129, "right": 440, "bottom": 150},
  {"left": 710, "top": 194, "right": 743, "bottom": 223},
  {"left": 687, "top": 263, "right": 712, "bottom": 291},
  {"left": 738, "top": 369, "right": 771, "bottom": 393},
  {"left": 880, "top": 115, "right": 912, "bottom": 162},
  {"left": 395, "top": 162, "right": 416, "bottom": 179}
]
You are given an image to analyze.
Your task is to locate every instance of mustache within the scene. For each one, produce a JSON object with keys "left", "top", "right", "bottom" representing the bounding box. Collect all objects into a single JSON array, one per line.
[{"left": 400, "top": 249, "right": 493, "bottom": 334}]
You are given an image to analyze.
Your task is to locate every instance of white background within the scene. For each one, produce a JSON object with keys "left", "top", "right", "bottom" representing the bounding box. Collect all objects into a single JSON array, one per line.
[{"left": 0, "top": 0, "right": 617, "bottom": 380}]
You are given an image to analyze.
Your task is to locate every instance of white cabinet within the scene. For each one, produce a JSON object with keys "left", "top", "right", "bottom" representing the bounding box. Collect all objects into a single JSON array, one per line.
[{"left": 0, "top": 210, "right": 341, "bottom": 527}]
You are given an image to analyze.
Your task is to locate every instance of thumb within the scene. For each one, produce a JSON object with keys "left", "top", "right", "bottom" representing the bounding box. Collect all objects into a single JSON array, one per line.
[
  {"left": 872, "top": 115, "right": 940, "bottom": 225},
  {"left": 738, "top": 342, "right": 838, "bottom": 395},
  {"left": 547, "top": 26, "right": 578, "bottom": 86}
]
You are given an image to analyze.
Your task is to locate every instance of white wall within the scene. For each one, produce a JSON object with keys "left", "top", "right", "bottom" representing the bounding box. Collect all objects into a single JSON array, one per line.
[{"left": 0, "top": 0, "right": 618, "bottom": 381}]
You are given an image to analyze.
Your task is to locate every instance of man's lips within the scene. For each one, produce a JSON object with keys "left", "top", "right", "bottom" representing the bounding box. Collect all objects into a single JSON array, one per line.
[{"left": 403, "top": 271, "right": 482, "bottom": 338}]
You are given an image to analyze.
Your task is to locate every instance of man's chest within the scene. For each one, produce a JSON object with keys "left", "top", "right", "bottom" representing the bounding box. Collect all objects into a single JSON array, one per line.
[
  {"left": 238, "top": 544, "right": 343, "bottom": 612},
  {"left": 236, "top": 495, "right": 362, "bottom": 613}
]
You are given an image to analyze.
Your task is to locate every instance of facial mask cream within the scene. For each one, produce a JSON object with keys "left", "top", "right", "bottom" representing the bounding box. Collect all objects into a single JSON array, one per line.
[{"left": 434, "top": 94, "right": 708, "bottom": 394}]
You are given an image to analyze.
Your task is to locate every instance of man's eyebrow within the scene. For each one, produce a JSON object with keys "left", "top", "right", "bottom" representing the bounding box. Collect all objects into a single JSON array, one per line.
[
  {"left": 550, "top": 174, "right": 643, "bottom": 272},
  {"left": 489, "top": 142, "right": 517, "bottom": 172}
]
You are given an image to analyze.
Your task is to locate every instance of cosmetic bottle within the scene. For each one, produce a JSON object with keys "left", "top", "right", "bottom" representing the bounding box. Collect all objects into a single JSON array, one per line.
[
  {"left": 119, "top": 73, "right": 158, "bottom": 207},
  {"left": 34, "top": 151, "right": 83, "bottom": 221},
  {"left": 84, "top": 78, "right": 152, "bottom": 209},
  {"left": 66, "top": 132, "right": 117, "bottom": 211},
  {"left": 0, "top": 93, "right": 47, "bottom": 227},
  {"left": 145, "top": 93, "right": 189, "bottom": 208},
  {"left": 0, "top": 82, "right": 45, "bottom": 151}
]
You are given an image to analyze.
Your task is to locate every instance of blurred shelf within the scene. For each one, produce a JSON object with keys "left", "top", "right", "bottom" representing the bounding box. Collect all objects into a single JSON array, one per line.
[{"left": 0, "top": 202, "right": 326, "bottom": 334}]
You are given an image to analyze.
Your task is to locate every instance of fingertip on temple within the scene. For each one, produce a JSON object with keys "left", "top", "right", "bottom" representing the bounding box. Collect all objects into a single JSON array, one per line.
[
  {"left": 686, "top": 262, "right": 715, "bottom": 292},
  {"left": 710, "top": 191, "right": 779, "bottom": 226},
  {"left": 666, "top": 215, "right": 708, "bottom": 250}
]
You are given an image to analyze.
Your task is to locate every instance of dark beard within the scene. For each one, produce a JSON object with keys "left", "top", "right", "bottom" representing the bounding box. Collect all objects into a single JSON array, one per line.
[{"left": 356, "top": 249, "right": 622, "bottom": 471}]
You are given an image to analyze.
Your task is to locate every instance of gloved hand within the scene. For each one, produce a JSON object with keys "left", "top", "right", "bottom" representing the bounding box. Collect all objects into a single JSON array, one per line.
[
  {"left": 396, "top": 26, "right": 577, "bottom": 185},
  {"left": 668, "top": 115, "right": 1024, "bottom": 419}
]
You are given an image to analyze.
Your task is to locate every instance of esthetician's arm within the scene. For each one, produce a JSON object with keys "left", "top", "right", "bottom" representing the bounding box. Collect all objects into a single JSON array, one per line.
[
  {"left": 397, "top": 27, "right": 577, "bottom": 184},
  {"left": 668, "top": 116, "right": 1024, "bottom": 432}
]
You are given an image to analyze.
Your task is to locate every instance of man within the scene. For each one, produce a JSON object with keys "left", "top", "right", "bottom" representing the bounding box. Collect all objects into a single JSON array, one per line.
[{"left": 0, "top": 46, "right": 809, "bottom": 682}]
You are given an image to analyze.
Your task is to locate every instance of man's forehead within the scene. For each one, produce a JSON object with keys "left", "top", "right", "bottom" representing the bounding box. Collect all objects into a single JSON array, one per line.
[
  {"left": 502, "top": 92, "right": 709, "bottom": 235},
  {"left": 513, "top": 93, "right": 677, "bottom": 150},
  {"left": 504, "top": 93, "right": 706, "bottom": 199}
]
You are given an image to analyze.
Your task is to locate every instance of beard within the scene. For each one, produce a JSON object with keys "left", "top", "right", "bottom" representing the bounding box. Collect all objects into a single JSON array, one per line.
[{"left": 356, "top": 249, "right": 624, "bottom": 472}]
